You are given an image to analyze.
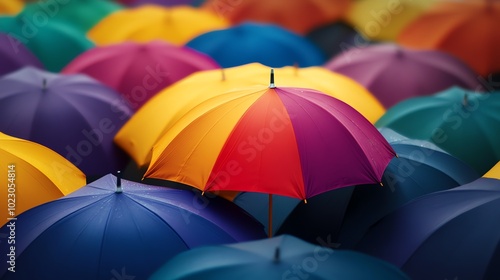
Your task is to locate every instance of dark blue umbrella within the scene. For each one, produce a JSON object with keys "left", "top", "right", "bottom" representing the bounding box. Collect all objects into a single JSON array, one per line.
[
  {"left": 0, "top": 33, "right": 43, "bottom": 77},
  {"left": 185, "top": 22, "right": 326, "bottom": 68},
  {"left": 356, "top": 177, "right": 500, "bottom": 280},
  {"left": 0, "top": 66, "right": 133, "bottom": 178},
  {"left": 0, "top": 174, "right": 266, "bottom": 280},
  {"left": 277, "top": 141, "right": 480, "bottom": 249},
  {"left": 150, "top": 234, "right": 410, "bottom": 280}
]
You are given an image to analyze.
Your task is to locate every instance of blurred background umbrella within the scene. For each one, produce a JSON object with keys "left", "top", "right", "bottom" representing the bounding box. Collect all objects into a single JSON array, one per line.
[
  {"left": 0, "top": 174, "right": 266, "bottom": 280},
  {"left": 62, "top": 40, "right": 220, "bottom": 111},
  {"left": 88, "top": 5, "right": 229, "bottom": 46},
  {"left": 0, "top": 0, "right": 23, "bottom": 15},
  {"left": 398, "top": 0, "right": 500, "bottom": 77},
  {"left": 186, "top": 22, "right": 326, "bottom": 68},
  {"left": 19, "top": 0, "right": 124, "bottom": 34},
  {"left": 0, "top": 132, "right": 86, "bottom": 225},
  {"left": 344, "top": 0, "right": 436, "bottom": 41},
  {"left": 0, "top": 67, "right": 133, "bottom": 178},
  {"left": 115, "top": 63, "right": 386, "bottom": 168},
  {"left": 150, "top": 234, "right": 410, "bottom": 280},
  {"left": 277, "top": 135, "right": 480, "bottom": 248},
  {"left": 130, "top": 0, "right": 206, "bottom": 7},
  {"left": 357, "top": 176, "right": 500, "bottom": 280},
  {"left": 376, "top": 86, "right": 500, "bottom": 174},
  {"left": 0, "top": 15, "right": 94, "bottom": 72},
  {"left": 483, "top": 161, "right": 500, "bottom": 179},
  {"left": 0, "top": 32, "right": 43, "bottom": 77},
  {"left": 202, "top": 0, "right": 352, "bottom": 35},
  {"left": 325, "top": 43, "right": 484, "bottom": 109}
]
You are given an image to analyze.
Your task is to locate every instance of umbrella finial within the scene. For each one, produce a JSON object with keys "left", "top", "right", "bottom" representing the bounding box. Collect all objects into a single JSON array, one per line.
[
  {"left": 269, "top": 68, "right": 276, "bottom": 89},
  {"left": 273, "top": 247, "right": 280, "bottom": 263},
  {"left": 462, "top": 93, "right": 469, "bottom": 107},
  {"left": 293, "top": 62, "right": 299, "bottom": 76},
  {"left": 116, "top": 171, "right": 123, "bottom": 193},
  {"left": 221, "top": 68, "right": 226, "bottom": 81},
  {"left": 42, "top": 79, "right": 47, "bottom": 92}
]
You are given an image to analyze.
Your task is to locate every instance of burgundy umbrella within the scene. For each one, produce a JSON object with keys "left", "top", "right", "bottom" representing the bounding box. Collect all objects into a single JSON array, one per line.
[
  {"left": 0, "top": 67, "right": 133, "bottom": 178},
  {"left": 62, "top": 41, "right": 220, "bottom": 110},
  {"left": 0, "top": 33, "right": 43, "bottom": 77},
  {"left": 325, "top": 43, "right": 484, "bottom": 108}
]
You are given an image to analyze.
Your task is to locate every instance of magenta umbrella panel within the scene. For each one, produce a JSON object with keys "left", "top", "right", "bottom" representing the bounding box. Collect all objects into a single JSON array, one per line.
[{"left": 0, "top": 67, "right": 133, "bottom": 177}]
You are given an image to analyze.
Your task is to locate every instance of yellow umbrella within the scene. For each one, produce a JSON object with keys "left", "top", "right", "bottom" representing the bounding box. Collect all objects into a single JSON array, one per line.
[
  {"left": 87, "top": 5, "right": 229, "bottom": 46},
  {"left": 483, "top": 162, "right": 500, "bottom": 180},
  {"left": 115, "top": 63, "right": 385, "bottom": 167},
  {"left": 0, "top": 132, "right": 86, "bottom": 224},
  {"left": 0, "top": 0, "right": 23, "bottom": 15},
  {"left": 344, "top": 0, "right": 436, "bottom": 41}
]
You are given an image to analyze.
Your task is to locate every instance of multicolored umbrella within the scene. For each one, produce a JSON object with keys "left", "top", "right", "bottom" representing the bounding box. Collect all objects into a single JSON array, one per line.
[
  {"left": 88, "top": 5, "right": 229, "bottom": 46},
  {"left": 150, "top": 234, "right": 410, "bottom": 280},
  {"left": 0, "top": 15, "right": 94, "bottom": 72},
  {"left": 325, "top": 43, "right": 484, "bottom": 108},
  {"left": 186, "top": 22, "right": 326, "bottom": 68},
  {"left": 62, "top": 40, "right": 220, "bottom": 111},
  {"left": 0, "top": 174, "right": 266, "bottom": 280},
  {"left": 0, "top": 132, "right": 86, "bottom": 224},
  {"left": 0, "top": 32, "right": 43, "bottom": 77},
  {"left": 202, "top": 0, "right": 351, "bottom": 35},
  {"left": 376, "top": 86, "right": 500, "bottom": 174},
  {"left": 115, "top": 63, "right": 386, "bottom": 167},
  {"left": 144, "top": 76, "right": 396, "bottom": 200},
  {"left": 357, "top": 176, "right": 500, "bottom": 280},
  {"left": 0, "top": 67, "right": 133, "bottom": 178},
  {"left": 398, "top": 0, "right": 500, "bottom": 76}
]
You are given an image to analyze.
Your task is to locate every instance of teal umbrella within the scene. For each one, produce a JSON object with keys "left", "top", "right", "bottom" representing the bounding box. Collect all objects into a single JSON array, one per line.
[
  {"left": 0, "top": 13, "right": 94, "bottom": 72},
  {"left": 149, "top": 234, "right": 410, "bottom": 280},
  {"left": 376, "top": 86, "right": 500, "bottom": 174},
  {"left": 20, "top": 0, "right": 123, "bottom": 33}
]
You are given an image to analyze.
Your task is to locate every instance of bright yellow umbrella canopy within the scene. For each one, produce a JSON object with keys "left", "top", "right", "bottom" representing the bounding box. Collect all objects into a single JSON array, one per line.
[
  {"left": 0, "top": 133, "right": 86, "bottom": 223},
  {"left": 115, "top": 63, "right": 384, "bottom": 167},
  {"left": 0, "top": 0, "right": 23, "bottom": 15},
  {"left": 483, "top": 162, "right": 500, "bottom": 180},
  {"left": 88, "top": 5, "right": 229, "bottom": 46},
  {"left": 345, "top": 0, "right": 436, "bottom": 41}
]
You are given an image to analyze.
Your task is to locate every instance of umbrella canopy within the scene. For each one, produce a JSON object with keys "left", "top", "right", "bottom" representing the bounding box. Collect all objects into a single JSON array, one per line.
[
  {"left": 0, "top": 174, "right": 266, "bottom": 280},
  {"left": 345, "top": 0, "right": 436, "bottom": 41},
  {"left": 201, "top": 0, "right": 351, "bottom": 35},
  {"left": 0, "top": 0, "right": 23, "bottom": 15},
  {"left": 398, "top": 0, "right": 500, "bottom": 76},
  {"left": 483, "top": 161, "right": 500, "bottom": 179},
  {"left": 0, "top": 67, "right": 133, "bottom": 177},
  {"left": 0, "top": 32, "right": 43, "bottom": 77},
  {"left": 62, "top": 40, "right": 220, "bottom": 111},
  {"left": 144, "top": 80, "right": 396, "bottom": 200},
  {"left": 357, "top": 177, "right": 500, "bottom": 280},
  {"left": 325, "top": 43, "right": 484, "bottom": 108},
  {"left": 376, "top": 86, "right": 500, "bottom": 174},
  {"left": 115, "top": 63, "right": 386, "bottom": 167},
  {"left": 19, "top": 0, "right": 124, "bottom": 33},
  {"left": 0, "top": 132, "right": 86, "bottom": 224},
  {"left": 0, "top": 14, "right": 94, "bottom": 72},
  {"left": 278, "top": 140, "right": 480, "bottom": 248},
  {"left": 150, "top": 234, "right": 410, "bottom": 280},
  {"left": 88, "top": 5, "right": 229, "bottom": 46},
  {"left": 185, "top": 22, "right": 326, "bottom": 68}
]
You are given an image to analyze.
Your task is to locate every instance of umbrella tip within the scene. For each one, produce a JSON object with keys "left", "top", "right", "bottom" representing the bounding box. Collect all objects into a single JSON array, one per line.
[
  {"left": 42, "top": 79, "right": 47, "bottom": 91},
  {"left": 379, "top": 182, "right": 384, "bottom": 187},
  {"left": 303, "top": 199, "right": 308, "bottom": 204},
  {"left": 269, "top": 68, "right": 276, "bottom": 89},
  {"left": 273, "top": 247, "right": 280, "bottom": 263},
  {"left": 462, "top": 93, "right": 469, "bottom": 107},
  {"left": 116, "top": 171, "right": 123, "bottom": 193},
  {"left": 221, "top": 68, "right": 226, "bottom": 81}
]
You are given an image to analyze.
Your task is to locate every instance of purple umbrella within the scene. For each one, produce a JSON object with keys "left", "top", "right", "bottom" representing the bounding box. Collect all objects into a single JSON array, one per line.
[
  {"left": 0, "top": 174, "right": 266, "bottom": 280},
  {"left": 0, "top": 33, "right": 43, "bottom": 77},
  {"left": 324, "top": 43, "right": 484, "bottom": 108},
  {"left": 0, "top": 67, "right": 133, "bottom": 178}
]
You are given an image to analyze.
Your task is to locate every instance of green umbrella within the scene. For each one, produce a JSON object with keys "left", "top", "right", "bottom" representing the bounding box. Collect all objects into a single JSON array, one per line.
[
  {"left": 0, "top": 13, "right": 94, "bottom": 72},
  {"left": 376, "top": 86, "right": 500, "bottom": 175},
  {"left": 20, "top": 0, "right": 123, "bottom": 33}
]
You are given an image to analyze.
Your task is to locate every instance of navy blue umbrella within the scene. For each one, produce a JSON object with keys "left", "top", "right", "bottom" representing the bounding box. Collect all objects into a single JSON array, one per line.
[
  {"left": 277, "top": 141, "right": 480, "bottom": 248},
  {"left": 0, "top": 174, "right": 266, "bottom": 280},
  {"left": 356, "top": 177, "right": 500, "bottom": 280}
]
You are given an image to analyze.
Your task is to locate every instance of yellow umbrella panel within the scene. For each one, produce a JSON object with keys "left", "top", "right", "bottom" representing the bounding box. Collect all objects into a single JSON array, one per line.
[
  {"left": 114, "top": 63, "right": 385, "bottom": 167},
  {"left": 483, "top": 162, "right": 500, "bottom": 180},
  {"left": 88, "top": 5, "right": 229, "bottom": 46},
  {"left": 0, "top": 0, "right": 23, "bottom": 15},
  {"left": 0, "top": 133, "right": 86, "bottom": 224}
]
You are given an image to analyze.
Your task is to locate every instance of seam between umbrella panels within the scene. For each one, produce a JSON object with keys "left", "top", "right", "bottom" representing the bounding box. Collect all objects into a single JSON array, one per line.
[{"left": 96, "top": 195, "right": 115, "bottom": 280}]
